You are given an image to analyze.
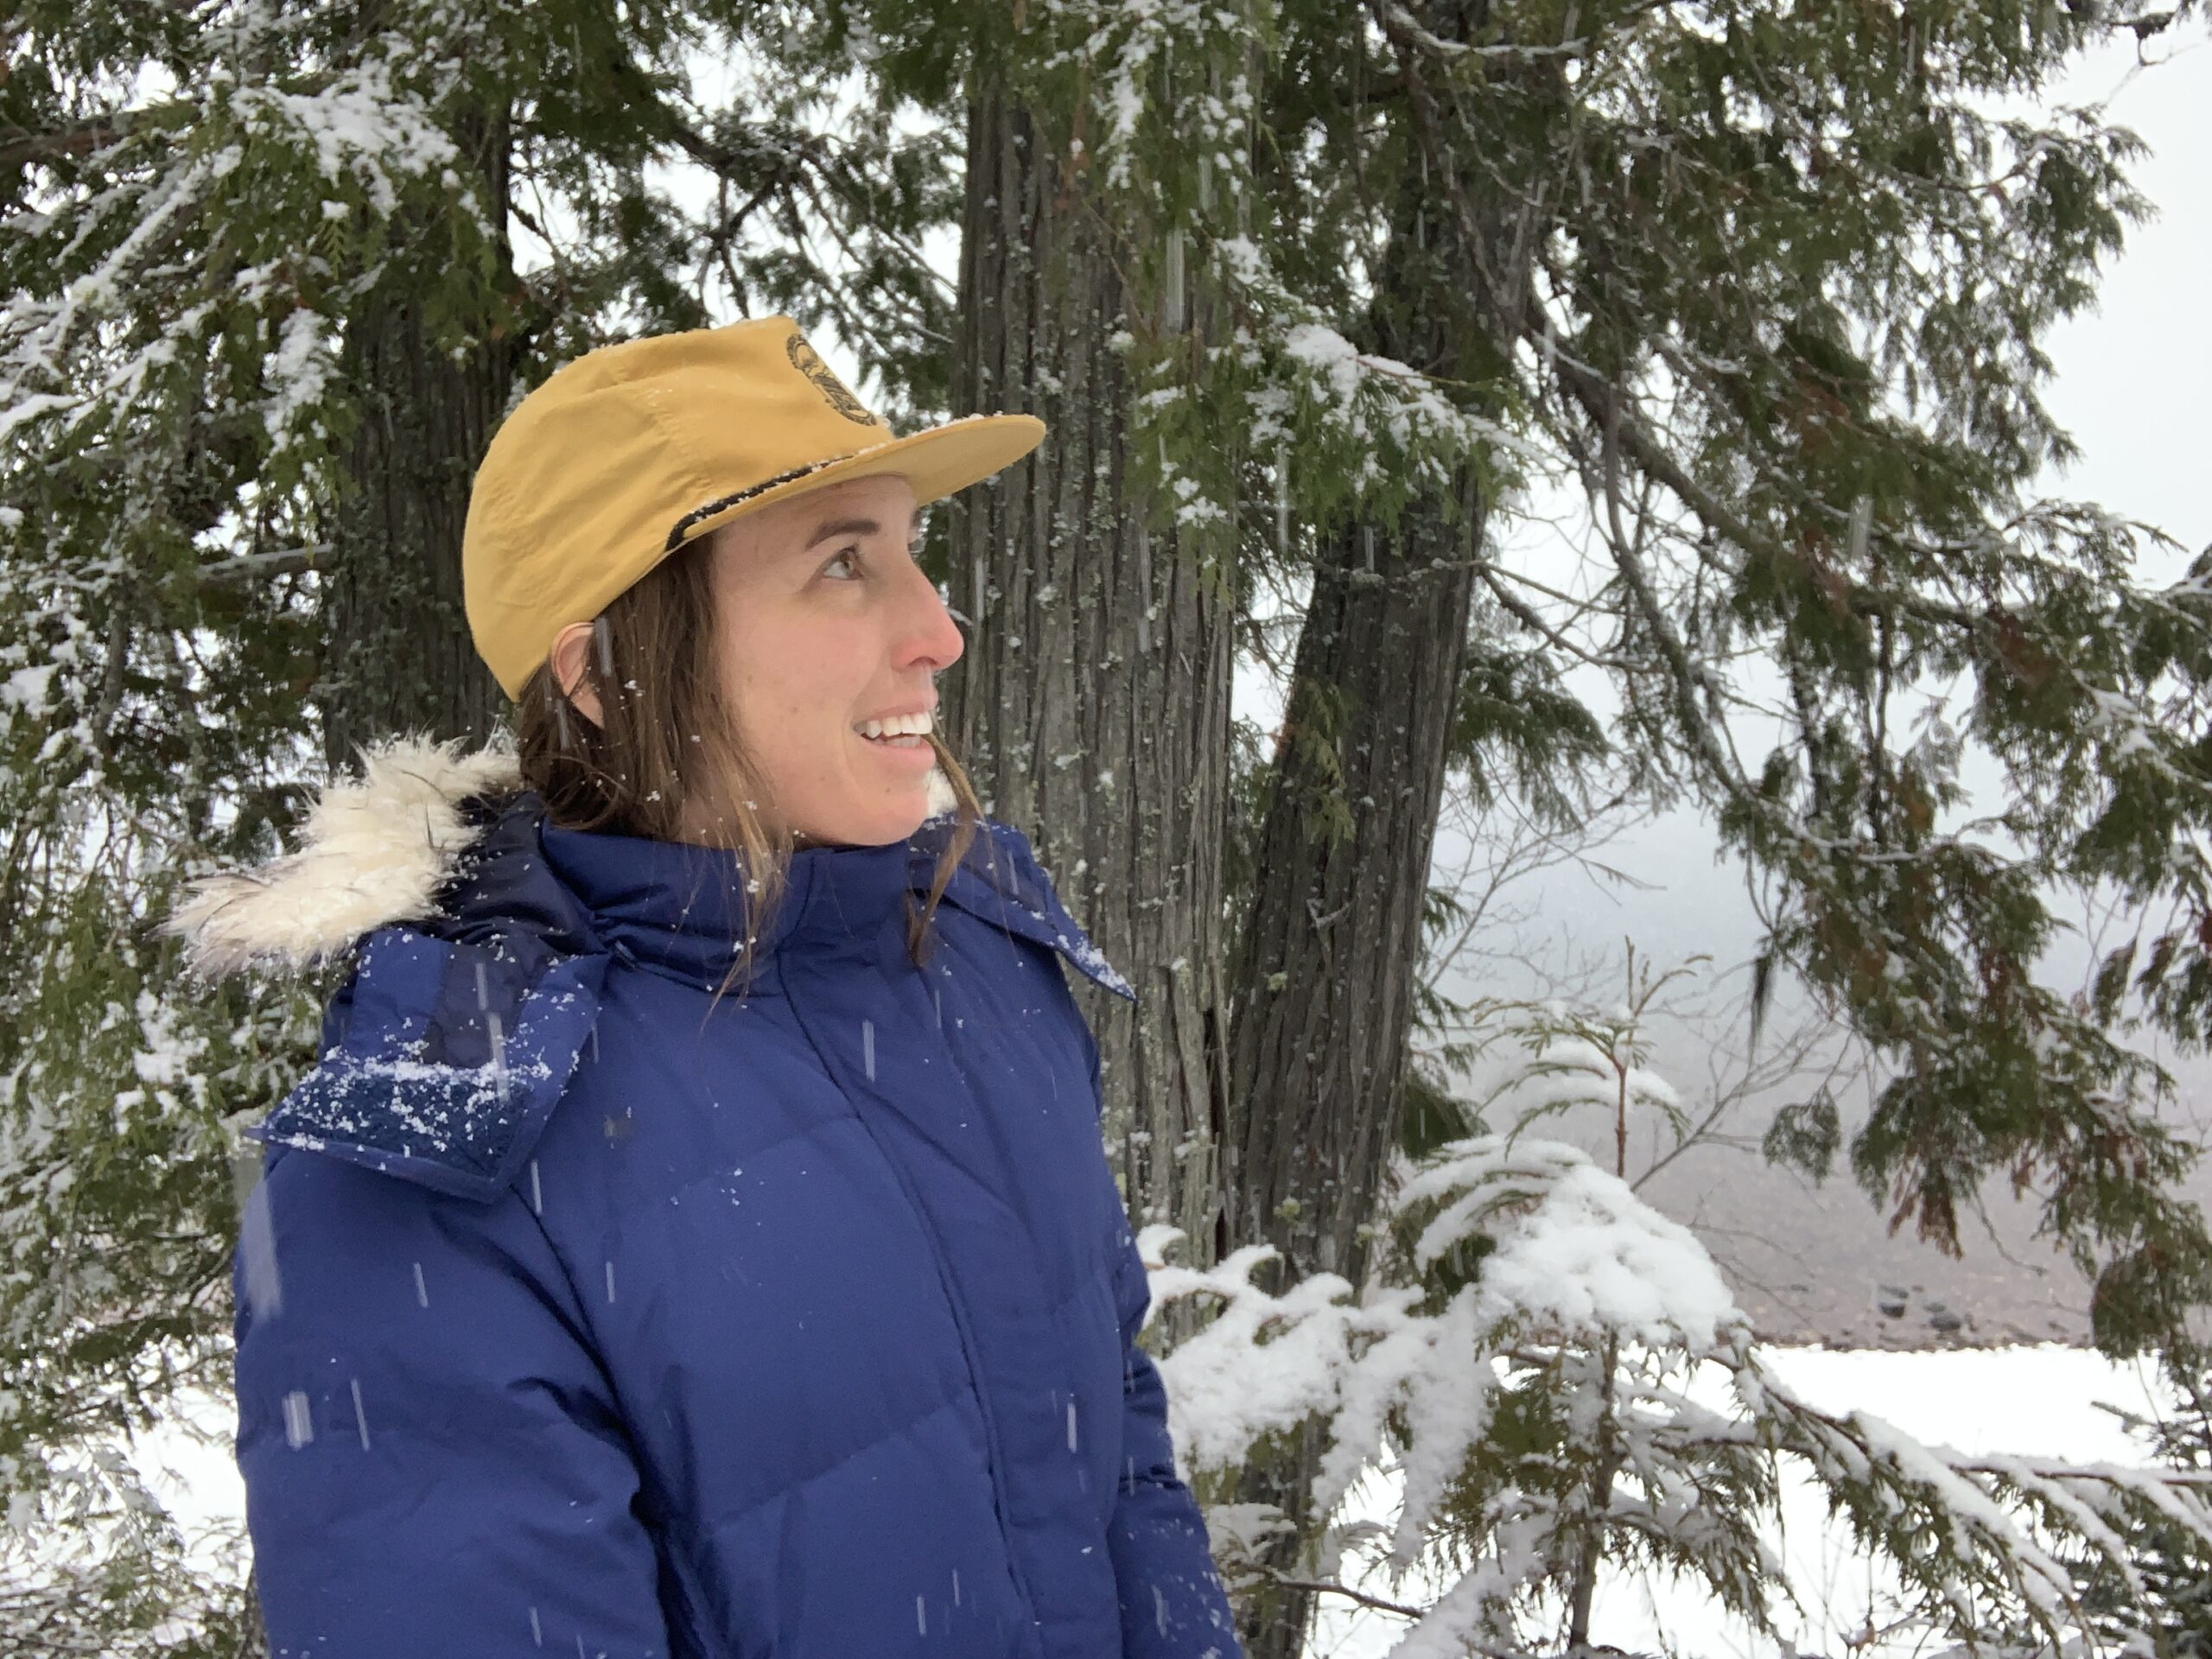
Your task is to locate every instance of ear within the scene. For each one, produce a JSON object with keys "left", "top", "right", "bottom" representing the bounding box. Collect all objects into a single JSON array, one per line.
[{"left": 549, "top": 621, "right": 606, "bottom": 728}]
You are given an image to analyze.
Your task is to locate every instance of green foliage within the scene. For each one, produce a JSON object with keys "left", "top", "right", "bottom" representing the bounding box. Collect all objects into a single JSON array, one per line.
[
  {"left": 2054, "top": 1352, "right": 2212, "bottom": 1656},
  {"left": 0, "top": 841, "right": 318, "bottom": 1646},
  {"left": 1321, "top": 0, "right": 2212, "bottom": 1360},
  {"left": 1395, "top": 1053, "right": 1476, "bottom": 1169},
  {"left": 1761, "top": 1090, "right": 1842, "bottom": 1185},
  {"left": 1446, "top": 629, "right": 1609, "bottom": 817},
  {"left": 1188, "top": 0, "right": 2212, "bottom": 1392}
]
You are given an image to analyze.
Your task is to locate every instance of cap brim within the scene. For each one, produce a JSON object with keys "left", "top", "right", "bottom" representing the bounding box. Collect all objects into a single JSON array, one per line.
[{"left": 664, "top": 412, "right": 1046, "bottom": 554}]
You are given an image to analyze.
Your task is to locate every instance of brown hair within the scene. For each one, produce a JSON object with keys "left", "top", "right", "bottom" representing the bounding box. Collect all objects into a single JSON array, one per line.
[{"left": 512, "top": 530, "right": 982, "bottom": 1003}]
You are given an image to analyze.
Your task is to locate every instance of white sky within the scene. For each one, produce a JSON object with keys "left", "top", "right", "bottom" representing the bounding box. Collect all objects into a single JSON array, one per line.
[{"left": 2039, "top": 30, "right": 2212, "bottom": 569}]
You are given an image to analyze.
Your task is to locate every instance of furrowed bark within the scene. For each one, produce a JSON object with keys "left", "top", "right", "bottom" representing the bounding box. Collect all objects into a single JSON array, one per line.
[
  {"left": 318, "top": 103, "right": 512, "bottom": 769},
  {"left": 1224, "top": 467, "right": 1487, "bottom": 1659},
  {"left": 945, "top": 83, "right": 1236, "bottom": 1303}
]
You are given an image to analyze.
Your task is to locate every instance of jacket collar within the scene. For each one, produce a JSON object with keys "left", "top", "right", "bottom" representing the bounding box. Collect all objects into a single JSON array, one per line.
[
  {"left": 534, "top": 802, "right": 1134, "bottom": 1000},
  {"left": 167, "top": 734, "right": 1134, "bottom": 1001}
]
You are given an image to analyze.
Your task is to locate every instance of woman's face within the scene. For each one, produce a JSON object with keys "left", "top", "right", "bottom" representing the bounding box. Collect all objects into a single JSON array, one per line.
[{"left": 702, "top": 472, "right": 963, "bottom": 848}]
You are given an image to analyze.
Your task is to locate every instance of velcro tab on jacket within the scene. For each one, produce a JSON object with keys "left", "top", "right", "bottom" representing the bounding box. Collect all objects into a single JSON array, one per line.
[{"left": 926, "top": 818, "right": 1137, "bottom": 1002}]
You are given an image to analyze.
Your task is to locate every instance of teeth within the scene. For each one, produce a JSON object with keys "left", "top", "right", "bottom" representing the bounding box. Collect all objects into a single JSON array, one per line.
[{"left": 857, "top": 711, "right": 934, "bottom": 740}]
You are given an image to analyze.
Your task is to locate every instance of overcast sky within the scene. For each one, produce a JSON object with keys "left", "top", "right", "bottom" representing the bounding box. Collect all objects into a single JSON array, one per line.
[{"left": 2039, "top": 31, "right": 2211, "bottom": 569}]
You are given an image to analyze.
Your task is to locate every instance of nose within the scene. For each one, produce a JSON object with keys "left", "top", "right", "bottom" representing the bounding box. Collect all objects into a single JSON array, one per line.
[{"left": 891, "top": 558, "right": 965, "bottom": 674}]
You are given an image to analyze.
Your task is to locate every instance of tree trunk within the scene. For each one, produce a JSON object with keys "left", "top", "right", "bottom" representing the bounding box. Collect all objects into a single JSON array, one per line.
[
  {"left": 944, "top": 84, "right": 1234, "bottom": 1292},
  {"left": 318, "top": 104, "right": 512, "bottom": 772},
  {"left": 1224, "top": 462, "right": 1485, "bottom": 1656},
  {"left": 1224, "top": 7, "right": 1516, "bottom": 1643},
  {"left": 1224, "top": 489, "right": 1481, "bottom": 1290}
]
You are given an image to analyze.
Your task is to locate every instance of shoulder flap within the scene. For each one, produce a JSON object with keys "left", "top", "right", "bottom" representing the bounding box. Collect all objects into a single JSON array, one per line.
[
  {"left": 925, "top": 818, "right": 1137, "bottom": 1002},
  {"left": 248, "top": 926, "right": 608, "bottom": 1203}
]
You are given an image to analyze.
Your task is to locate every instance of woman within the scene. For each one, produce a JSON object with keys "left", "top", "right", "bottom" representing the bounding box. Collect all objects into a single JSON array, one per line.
[{"left": 169, "top": 317, "right": 1242, "bottom": 1659}]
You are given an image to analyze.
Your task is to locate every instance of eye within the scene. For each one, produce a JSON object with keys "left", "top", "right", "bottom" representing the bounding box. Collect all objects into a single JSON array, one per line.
[{"left": 820, "top": 546, "right": 862, "bottom": 581}]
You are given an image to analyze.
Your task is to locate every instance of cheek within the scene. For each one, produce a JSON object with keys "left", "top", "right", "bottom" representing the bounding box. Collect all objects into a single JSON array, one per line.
[{"left": 723, "top": 614, "right": 868, "bottom": 739}]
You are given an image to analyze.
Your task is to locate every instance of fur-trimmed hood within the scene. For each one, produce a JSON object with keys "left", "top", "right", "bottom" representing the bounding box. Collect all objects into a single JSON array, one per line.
[
  {"left": 172, "top": 733, "right": 1126, "bottom": 1206},
  {"left": 165, "top": 737, "right": 525, "bottom": 976},
  {"left": 163, "top": 734, "right": 958, "bottom": 977}
]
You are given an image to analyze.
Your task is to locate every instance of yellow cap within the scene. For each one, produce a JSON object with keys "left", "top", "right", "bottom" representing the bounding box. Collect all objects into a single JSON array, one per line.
[{"left": 462, "top": 315, "right": 1045, "bottom": 700}]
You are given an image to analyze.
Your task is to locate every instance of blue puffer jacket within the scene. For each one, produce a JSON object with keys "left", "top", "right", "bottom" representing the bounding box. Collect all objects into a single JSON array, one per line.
[{"left": 217, "top": 762, "right": 1240, "bottom": 1659}]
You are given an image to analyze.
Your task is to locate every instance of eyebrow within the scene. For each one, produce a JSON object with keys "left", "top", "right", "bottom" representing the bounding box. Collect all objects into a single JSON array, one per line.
[{"left": 803, "top": 509, "right": 927, "bottom": 551}]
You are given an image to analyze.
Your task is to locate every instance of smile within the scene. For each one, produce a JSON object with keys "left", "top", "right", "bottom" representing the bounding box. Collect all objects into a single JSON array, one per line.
[{"left": 855, "top": 709, "right": 934, "bottom": 750}]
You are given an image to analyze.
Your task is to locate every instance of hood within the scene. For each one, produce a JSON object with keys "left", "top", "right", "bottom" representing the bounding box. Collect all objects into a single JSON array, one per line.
[
  {"left": 167, "top": 737, "right": 529, "bottom": 976},
  {"left": 165, "top": 734, "right": 963, "bottom": 976},
  {"left": 164, "top": 735, "right": 1128, "bottom": 1205}
]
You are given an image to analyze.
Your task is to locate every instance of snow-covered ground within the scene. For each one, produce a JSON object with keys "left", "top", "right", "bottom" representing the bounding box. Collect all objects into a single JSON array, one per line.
[{"left": 1309, "top": 1344, "right": 2165, "bottom": 1659}]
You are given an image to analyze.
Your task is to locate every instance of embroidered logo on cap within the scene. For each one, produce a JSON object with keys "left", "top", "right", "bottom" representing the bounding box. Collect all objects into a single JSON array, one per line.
[{"left": 786, "top": 332, "right": 880, "bottom": 428}]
